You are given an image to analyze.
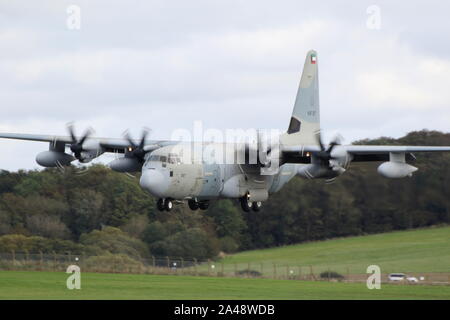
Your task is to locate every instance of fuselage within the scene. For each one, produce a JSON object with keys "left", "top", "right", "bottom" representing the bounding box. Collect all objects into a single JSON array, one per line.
[{"left": 139, "top": 142, "right": 300, "bottom": 201}]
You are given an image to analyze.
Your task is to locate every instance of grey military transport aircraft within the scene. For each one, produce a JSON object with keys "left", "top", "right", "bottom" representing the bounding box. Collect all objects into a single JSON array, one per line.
[{"left": 1, "top": 50, "right": 449, "bottom": 212}]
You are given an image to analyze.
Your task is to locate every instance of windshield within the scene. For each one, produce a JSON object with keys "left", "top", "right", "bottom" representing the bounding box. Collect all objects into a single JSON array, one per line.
[{"left": 148, "top": 155, "right": 167, "bottom": 162}]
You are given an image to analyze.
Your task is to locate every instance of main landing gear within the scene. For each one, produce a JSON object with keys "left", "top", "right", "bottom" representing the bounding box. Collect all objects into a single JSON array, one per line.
[
  {"left": 188, "top": 199, "right": 209, "bottom": 211},
  {"left": 157, "top": 198, "right": 173, "bottom": 212},
  {"left": 240, "top": 196, "right": 262, "bottom": 212},
  {"left": 158, "top": 198, "right": 210, "bottom": 211}
]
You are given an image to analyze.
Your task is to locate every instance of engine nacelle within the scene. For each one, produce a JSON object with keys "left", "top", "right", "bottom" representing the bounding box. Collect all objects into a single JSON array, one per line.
[
  {"left": 377, "top": 161, "right": 418, "bottom": 179},
  {"left": 77, "top": 140, "right": 104, "bottom": 163},
  {"left": 36, "top": 151, "right": 75, "bottom": 167},
  {"left": 108, "top": 157, "right": 142, "bottom": 172}
]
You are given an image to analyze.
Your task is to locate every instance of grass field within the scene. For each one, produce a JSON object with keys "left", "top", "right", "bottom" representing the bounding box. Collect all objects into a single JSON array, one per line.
[
  {"left": 218, "top": 225, "right": 450, "bottom": 275},
  {"left": 0, "top": 271, "right": 449, "bottom": 300},
  {"left": 1, "top": 226, "right": 449, "bottom": 299}
]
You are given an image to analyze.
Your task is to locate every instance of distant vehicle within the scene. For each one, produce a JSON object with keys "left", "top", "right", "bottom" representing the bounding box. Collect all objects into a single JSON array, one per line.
[
  {"left": 388, "top": 273, "right": 418, "bottom": 283},
  {"left": 388, "top": 273, "right": 406, "bottom": 281},
  {"left": 406, "top": 276, "right": 418, "bottom": 283}
]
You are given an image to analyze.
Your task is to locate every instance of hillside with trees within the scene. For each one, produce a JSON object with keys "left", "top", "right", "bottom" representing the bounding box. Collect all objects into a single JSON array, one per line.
[{"left": 0, "top": 130, "right": 449, "bottom": 260}]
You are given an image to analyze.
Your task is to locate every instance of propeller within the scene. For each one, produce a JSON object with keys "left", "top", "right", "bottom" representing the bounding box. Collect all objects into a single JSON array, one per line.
[
  {"left": 124, "top": 128, "right": 151, "bottom": 162},
  {"left": 314, "top": 131, "right": 340, "bottom": 162},
  {"left": 300, "top": 131, "right": 347, "bottom": 181},
  {"left": 314, "top": 131, "right": 343, "bottom": 167},
  {"left": 67, "top": 123, "right": 93, "bottom": 161}
]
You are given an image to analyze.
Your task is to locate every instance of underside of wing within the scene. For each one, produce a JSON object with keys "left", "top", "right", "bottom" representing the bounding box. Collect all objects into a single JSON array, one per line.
[
  {"left": 281, "top": 144, "right": 450, "bottom": 163},
  {"left": 0, "top": 131, "right": 177, "bottom": 170},
  {"left": 0, "top": 132, "right": 173, "bottom": 153},
  {"left": 280, "top": 144, "right": 450, "bottom": 180}
]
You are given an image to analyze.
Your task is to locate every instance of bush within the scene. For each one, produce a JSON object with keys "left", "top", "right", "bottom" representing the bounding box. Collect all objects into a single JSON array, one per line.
[
  {"left": 218, "top": 236, "right": 239, "bottom": 253},
  {"left": 148, "top": 228, "right": 219, "bottom": 260},
  {"left": 319, "top": 271, "right": 344, "bottom": 280},
  {"left": 0, "top": 234, "right": 83, "bottom": 253},
  {"left": 80, "top": 226, "right": 149, "bottom": 259},
  {"left": 84, "top": 253, "right": 144, "bottom": 273},
  {"left": 26, "top": 215, "right": 70, "bottom": 239},
  {"left": 236, "top": 269, "right": 262, "bottom": 278}
]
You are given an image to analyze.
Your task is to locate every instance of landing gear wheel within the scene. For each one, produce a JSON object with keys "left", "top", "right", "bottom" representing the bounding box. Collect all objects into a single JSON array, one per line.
[
  {"left": 198, "top": 201, "right": 209, "bottom": 210},
  {"left": 164, "top": 199, "right": 173, "bottom": 211},
  {"left": 188, "top": 199, "right": 199, "bottom": 210},
  {"left": 252, "top": 201, "right": 262, "bottom": 212},
  {"left": 157, "top": 199, "right": 165, "bottom": 211},
  {"left": 240, "top": 197, "right": 252, "bottom": 212}
]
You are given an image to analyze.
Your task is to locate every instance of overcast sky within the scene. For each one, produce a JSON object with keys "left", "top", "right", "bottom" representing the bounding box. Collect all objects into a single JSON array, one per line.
[{"left": 0, "top": 0, "right": 449, "bottom": 171}]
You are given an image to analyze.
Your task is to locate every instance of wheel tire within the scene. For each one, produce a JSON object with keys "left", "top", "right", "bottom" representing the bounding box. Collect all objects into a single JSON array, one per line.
[
  {"left": 157, "top": 199, "right": 165, "bottom": 211},
  {"left": 165, "top": 199, "right": 173, "bottom": 211},
  {"left": 240, "top": 197, "right": 251, "bottom": 212},
  {"left": 252, "top": 201, "right": 262, "bottom": 212},
  {"left": 198, "top": 201, "right": 209, "bottom": 210},
  {"left": 188, "top": 199, "right": 199, "bottom": 210}
]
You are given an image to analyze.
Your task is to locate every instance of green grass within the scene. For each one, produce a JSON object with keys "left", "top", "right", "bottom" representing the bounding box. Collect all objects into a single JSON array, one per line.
[
  {"left": 1, "top": 226, "right": 449, "bottom": 299},
  {"left": 0, "top": 271, "right": 449, "bottom": 300},
  {"left": 218, "top": 225, "right": 450, "bottom": 275}
]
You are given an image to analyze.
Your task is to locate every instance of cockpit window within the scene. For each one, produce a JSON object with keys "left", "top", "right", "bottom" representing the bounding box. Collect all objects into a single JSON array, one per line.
[
  {"left": 145, "top": 154, "right": 172, "bottom": 165},
  {"left": 168, "top": 153, "right": 181, "bottom": 164},
  {"left": 148, "top": 155, "right": 166, "bottom": 162}
]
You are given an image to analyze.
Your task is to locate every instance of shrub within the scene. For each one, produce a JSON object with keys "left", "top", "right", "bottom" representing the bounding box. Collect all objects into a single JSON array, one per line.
[
  {"left": 236, "top": 269, "right": 262, "bottom": 277},
  {"left": 320, "top": 271, "right": 344, "bottom": 280},
  {"left": 84, "top": 253, "right": 144, "bottom": 273},
  {"left": 80, "top": 226, "right": 149, "bottom": 259}
]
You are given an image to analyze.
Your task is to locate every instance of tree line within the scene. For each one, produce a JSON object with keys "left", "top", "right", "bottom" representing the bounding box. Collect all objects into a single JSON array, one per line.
[{"left": 0, "top": 130, "right": 448, "bottom": 260}]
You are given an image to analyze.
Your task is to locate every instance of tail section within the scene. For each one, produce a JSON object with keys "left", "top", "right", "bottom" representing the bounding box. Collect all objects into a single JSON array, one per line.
[{"left": 280, "top": 50, "right": 320, "bottom": 146}]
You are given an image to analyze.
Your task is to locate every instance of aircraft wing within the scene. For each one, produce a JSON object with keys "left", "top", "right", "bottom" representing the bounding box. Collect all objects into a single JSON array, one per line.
[
  {"left": 281, "top": 145, "right": 450, "bottom": 163},
  {"left": 0, "top": 132, "right": 174, "bottom": 153},
  {"left": 341, "top": 145, "right": 450, "bottom": 153}
]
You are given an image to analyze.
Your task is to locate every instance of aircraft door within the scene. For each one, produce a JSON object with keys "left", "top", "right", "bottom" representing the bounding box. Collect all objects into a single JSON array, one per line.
[{"left": 201, "top": 164, "right": 221, "bottom": 197}]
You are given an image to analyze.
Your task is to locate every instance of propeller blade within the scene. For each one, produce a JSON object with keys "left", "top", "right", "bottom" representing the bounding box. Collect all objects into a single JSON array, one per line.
[
  {"left": 139, "top": 129, "right": 150, "bottom": 149},
  {"left": 326, "top": 142, "right": 338, "bottom": 154},
  {"left": 67, "top": 123, "right": 94, "bottom": 161},
  {"left": 123, "top": 130, "right": 137, "bottom": 148},
  {"left": 315, "top": 131, "right": 325, "bottom": 151},
  {"left": 79, "top": 128, "right": 92, "bottom": 145},
  {"left": 67, "top": 123, "right": 77, "bottom": 143},
  {"left": 122, "top": 128, "right": 152, "bottom": 162}
]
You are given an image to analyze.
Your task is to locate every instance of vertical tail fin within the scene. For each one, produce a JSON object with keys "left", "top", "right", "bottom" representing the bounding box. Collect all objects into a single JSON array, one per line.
[{"left": 280, "top": 50, "right": 320, "bottom": 146}]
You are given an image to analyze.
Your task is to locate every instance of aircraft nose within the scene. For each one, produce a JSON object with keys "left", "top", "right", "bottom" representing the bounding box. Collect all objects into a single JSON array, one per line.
[{"left": 139, "top": 169, "right": 169, "bottom": 197}]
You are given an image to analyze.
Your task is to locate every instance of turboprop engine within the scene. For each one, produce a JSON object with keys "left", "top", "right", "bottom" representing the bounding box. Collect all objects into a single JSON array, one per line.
[
  {"left": 108, "top": 129, "right": 151, "bottom": 173},
  {"left": 67, "top": 124, "right": 104, "bottom": 163},
  {"left": 109, "top": 157, "right": 142, "bottom": 172},
  {"left": 297, "top": 133, "right": 349, "bottom": 180}
]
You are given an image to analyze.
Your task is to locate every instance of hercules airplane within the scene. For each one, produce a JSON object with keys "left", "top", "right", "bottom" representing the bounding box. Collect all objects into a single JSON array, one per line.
[{"left": 1, "top": 50, "right": 449, "bottom": 212}]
